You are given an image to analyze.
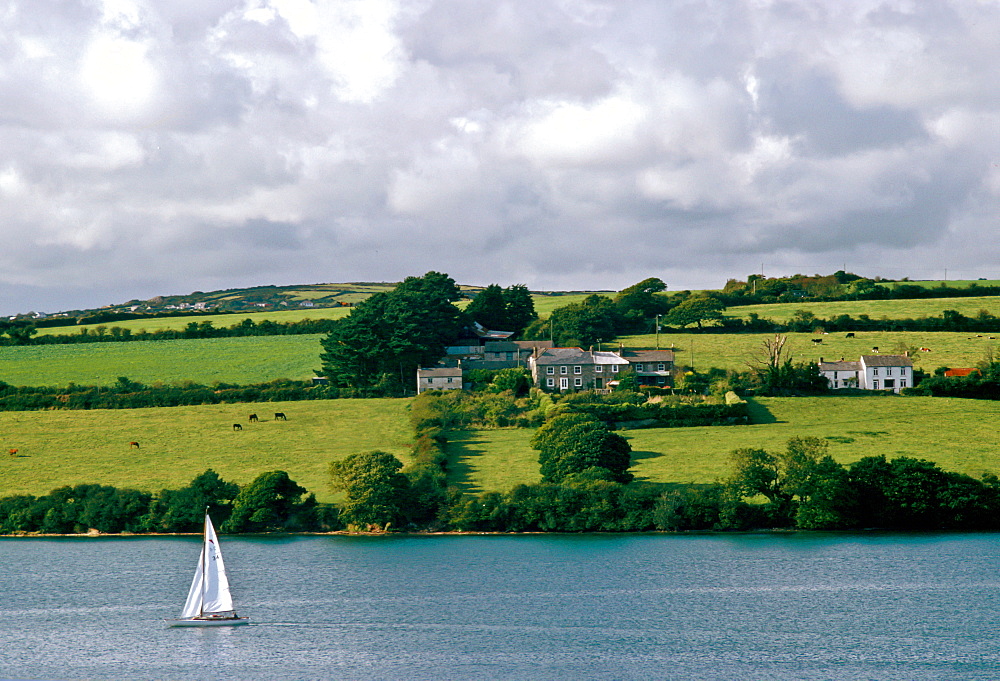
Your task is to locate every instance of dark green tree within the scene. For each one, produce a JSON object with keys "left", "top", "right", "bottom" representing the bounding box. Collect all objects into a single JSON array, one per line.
[
  {"left": 145, "top": 469, "right": 240, "bottom": 533},
  {"left": 531, "top": 412, "right": 633, "bottom": 484},
  {"left": 502, "top": 284, "right": 538, "bottom": 335},
  {"left": 221, "top": 471, "right": 308, "bottom": 533},
  {"left": 330, "top": 450, "right": 412, "bottom": 529},
  {"left": 525, "top": 294, "right": 621, "bottom": 346},
  {"left": 319, "top": 272, "right": 466, "bottom": 393},
  {"left": 665, "top": 296, "right": 725, "bottom": 329},
  {"left": 465, "top": 284, "right": 508, "bottom": 330}
]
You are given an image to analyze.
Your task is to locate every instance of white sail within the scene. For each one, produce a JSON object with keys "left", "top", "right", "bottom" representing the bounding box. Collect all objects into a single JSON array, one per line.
[{"left": 179, "top": 514, "right": 236, "bottom": 617}]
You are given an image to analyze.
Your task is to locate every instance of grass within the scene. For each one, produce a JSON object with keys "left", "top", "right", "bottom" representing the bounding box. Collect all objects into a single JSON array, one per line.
[
  {"left": 37, "top": 308, "right": 351, "bottom": 336},
  {"left": 445, "top": 395, "right": 1000, "bottom": 493},
  {"left": 0, "top": 399, "right": 413, "bottom": 503},
  {"left": 723, "top": 295, "right": 1000, "bottom": 323},
  {"left": 619, "top": 331, "right": 997, "bottom": 372},
  {"left": 0, "top": 335, "right": 327, "bottom": 387}
]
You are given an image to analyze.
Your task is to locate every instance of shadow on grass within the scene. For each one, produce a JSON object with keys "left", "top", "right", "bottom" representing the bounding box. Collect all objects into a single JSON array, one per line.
[
  {"left": 745, "top": 398, "right": 779, "bottom": 424},
  {"left": 445, "top": 431, "right": 489, "bottom": 494}
]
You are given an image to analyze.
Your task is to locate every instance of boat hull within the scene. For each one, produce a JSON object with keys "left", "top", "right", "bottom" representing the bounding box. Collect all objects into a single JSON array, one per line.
[{"left": 166, "top": 617, "right": 250, "bottom": 627}]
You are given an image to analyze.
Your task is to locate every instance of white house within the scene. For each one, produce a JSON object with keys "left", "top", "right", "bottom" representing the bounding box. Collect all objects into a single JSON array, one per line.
[
  {"left": 818, "top": 354, "right": 913, "bottom": 393},
  {"left": 416, "top": 367, "right": 463, "bottom": 394},
  {"left": 858, "top": 354, "right": 913, "bottom": 392}
]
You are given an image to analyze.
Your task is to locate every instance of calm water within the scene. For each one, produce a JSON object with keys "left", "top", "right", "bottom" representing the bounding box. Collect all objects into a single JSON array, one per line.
[{"left": 1, "top": 533, "right": 1000, "bottom": 680}]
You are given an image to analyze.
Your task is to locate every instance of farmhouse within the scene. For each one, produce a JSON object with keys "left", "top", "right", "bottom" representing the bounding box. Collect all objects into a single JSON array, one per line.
[
  {"left": 416, "top": 367, "right": 463, "bottom": 394},
  {"left": 528, "top": 348, "right": 630, "bottom": 391},
  {"left": 818, "top": 354, "right": 913, "bottom": 393}
]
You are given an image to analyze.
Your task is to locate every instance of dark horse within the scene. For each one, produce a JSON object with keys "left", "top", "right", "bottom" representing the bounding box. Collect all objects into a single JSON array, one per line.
[
  {"left": 248, "top": 413, "right": 259, "bottom": 422},
  {"left": 274, "top": 412, "right": 287, "bottom": 421},
  {"left": 233, "top": 423, "right": 242, "bottom": 431},
  {"left": 129, "top": 441, "right": 140, "bottom": 448}
]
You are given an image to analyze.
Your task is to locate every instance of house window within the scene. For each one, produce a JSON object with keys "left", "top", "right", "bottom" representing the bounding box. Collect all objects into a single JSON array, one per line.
[
  {"left": 546, "top": 377, "right": 555, "bottom": 388},
  {"left": 446, "top": 377, "right": 453, "bottom": 383},
  {"left": 657, "top": 363, "right": 665, "bottom": 371},
  {"left": 574, "top": 378, "right": 582, "bottom": 387},
  {"left": 873, "top": 368, "right": 879, "bottom": 376},
  {"left": 506, "top": 352, "right": 514, "bottom": 360},
  {"left": 595, "top": 365, "right": 603, "bottom": 373},
  {"left": 887, "top": 368, "right": 893, "bottom": 376},
  {"left": 427, "top": 378, "right": 433, "bottom": 383},
  {"left": 546, "top": 366, "right": 554, "bottom": 375},
  {"left": 901, "top": 380, "right": 907, "bottom": 388},
  {"left": 635, "top": 363, "right": 645, "bottom": 372},
  {"left": 560, "top": 366, "right": 568, "bottom": 375},
  {"left": 559, "top": 377, "right": 569, "bottom": 390},
  {"left": 873, "top": 380, "right": 879, "bottom": 390},
  {"left": 611, "top": 365, "right": 619, "bottom": 373},
  {"left": 574, "top": 366, "right": 582, "bottom": 375},
  {"left": 884, "top": 379, "right": 895, "bottom": 389}
]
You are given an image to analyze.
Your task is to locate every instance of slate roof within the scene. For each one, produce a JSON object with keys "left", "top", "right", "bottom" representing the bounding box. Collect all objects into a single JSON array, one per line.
[
  {"left": 417, "top": 367, "right": 463, "bottom": 377},
  {"left": 860, "top": 354, "right": 913, "bottom": 367},
  {"left": 818, "top": 360, "right": 861, "bottom": 372},
  {"left": 620, "top": 349, "right": 675, "bottom": 362},
  {"left": 532, "top": 348, "right": 629, "bottom": 365}
]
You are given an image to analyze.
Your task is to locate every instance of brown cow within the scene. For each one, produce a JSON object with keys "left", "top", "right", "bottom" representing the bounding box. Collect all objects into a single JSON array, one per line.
[
  {"left": 8, "top": 449, "right": 16, "bottom": 457},
  {"left": 129, "top": 441, "right": 140, "bottom": 449}
]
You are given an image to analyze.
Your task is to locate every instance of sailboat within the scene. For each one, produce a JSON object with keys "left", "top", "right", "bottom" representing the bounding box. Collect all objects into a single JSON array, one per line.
[{"left": 166, "top": 511, "right": 249, "bottom": 627}]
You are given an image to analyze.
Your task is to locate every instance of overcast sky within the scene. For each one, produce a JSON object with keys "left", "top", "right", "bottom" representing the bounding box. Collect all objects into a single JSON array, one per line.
[{"left": 2, "top": 0, "right": 1000, "bottom": 316}]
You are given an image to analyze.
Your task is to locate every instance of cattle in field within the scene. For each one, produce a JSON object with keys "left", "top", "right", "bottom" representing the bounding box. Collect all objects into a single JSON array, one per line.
[
  {"left": 920, "top": 348, "right": 931, "bottom": 352},
  {"left": 274, "top": 412, "right": 287, "bottom": 421},
  {"left": 233, "top": 423, "right": 242, "bottom": 431},
  {"left": 871, "top": 347, "right": 879, "bottom": 353},
  {"left": 811, "top": 338, "right": 822, "bottom": 344},
  {"left": 8, "top": 449, "right": 16, "bottom": 457},
  {"left": 248, "top": 413, "right": 258, "bottom": 422},
  {"left": 129, "top": 441, "right": 140, "bottom": 448},
  {"left": 845, "top": 332, "right": 855, "bottom": 338}
]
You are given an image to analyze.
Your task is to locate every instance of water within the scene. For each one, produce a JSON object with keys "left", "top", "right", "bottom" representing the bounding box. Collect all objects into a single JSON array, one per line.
[{"left": 2, "top": 533, "right": 1000, "bottom": 680}]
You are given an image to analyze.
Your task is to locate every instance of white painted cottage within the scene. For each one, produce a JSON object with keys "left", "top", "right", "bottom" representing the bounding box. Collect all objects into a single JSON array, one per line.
[{"left": 818, "top": 354, "right": 913, "bottom": 393}]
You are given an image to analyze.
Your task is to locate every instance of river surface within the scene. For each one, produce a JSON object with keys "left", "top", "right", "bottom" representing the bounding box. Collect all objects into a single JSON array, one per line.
[{"left": 1, "top": 532, "right": 999, "bottom": 680}]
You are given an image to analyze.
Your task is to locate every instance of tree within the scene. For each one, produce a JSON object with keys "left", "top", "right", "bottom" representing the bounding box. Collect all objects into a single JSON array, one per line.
[
  {"left": 221, "top": 471, "right": 308, "bottom": 533},
  {"left": 330, "top": 451, "right": 412, "bottom": 529},
  {"left": 665, "top": 297, "right": 724, "bottom": 329},
  {"left": 145, "top": 469, "right": 239, "bottom": 533},
  {"left": 465, "top": 284, "right": 508, "bottom": 330},
  {"left": 502, "top": 284, "right": 537, "bottom": 335},
  {"left": 531, "top": 412, "right": 633, "bottom": 484},
  {"left": 614, "top": 277, "right": 670, "bottom": 332},
  {"left": 319, "top": 272, "right": 467, "bottom": 393},
  {"left": 525, "top": 294, "right": 621, "bottom": 346}
]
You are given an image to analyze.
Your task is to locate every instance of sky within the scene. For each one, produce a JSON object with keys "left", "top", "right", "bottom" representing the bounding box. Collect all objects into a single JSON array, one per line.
[{"left": 3, "top": 0, "right": 1000, "bottom": 316}]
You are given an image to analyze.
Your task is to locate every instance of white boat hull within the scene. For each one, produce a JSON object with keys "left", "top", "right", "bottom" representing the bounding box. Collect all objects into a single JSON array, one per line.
[{"left": 166, "top": 616, "right": 250, "bottom": 627}]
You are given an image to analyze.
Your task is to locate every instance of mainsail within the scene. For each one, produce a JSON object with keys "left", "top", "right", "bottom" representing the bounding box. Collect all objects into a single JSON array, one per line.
[{"left": 179, "top": 514, "right": 237, "bottom": 617}]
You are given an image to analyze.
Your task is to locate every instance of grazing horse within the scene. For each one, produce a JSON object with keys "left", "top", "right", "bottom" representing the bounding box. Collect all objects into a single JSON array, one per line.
[
  {"left": 248, "top": 413, "right": 259, "bottom": 423},
  {"left": 845, "top": 332, "right": 855, "bottom": 338},
  {"left": 129, "top": 441, "right": 140, "bottom": 449},
  {"left": 274, "top": 412, "right": 287, "bottom": 421},
  {"left": 233, "top": 423, "right": 242, "bottom": 431},
  {"left": 871, "top": 347, "right": 879, "bottom": 353},
  {"left": 8, "top": 449, "right": 16, "bottom": 457}
]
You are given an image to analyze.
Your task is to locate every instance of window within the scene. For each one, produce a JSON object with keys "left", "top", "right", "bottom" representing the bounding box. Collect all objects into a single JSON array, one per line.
[
  {"left": 887, "top": 368, "right": 893, "bottom": 376},
  {"left": 595, "top": 365, "right": 603, "bottom": 373},
  {"left": 574, "top": 378, "right": 582, "bottom": 387},
  {"left": 635, "top": 363, "right": 644, "bottom": 372},
  {"left": 506, "top": 352, "right": 514, "bottom": 360},
  {"left": 901, "top": 380, "right": 907, "bottom": 388},
  {"left": 559, "top": 377, "right": 568, "bottom": 390},
  {"left": 427, "top": 378, "right": 433, "bottom": 383},
  {"left": 873, "top": 380, "right": 879, "bottom": 390},
  {"left": 546, "top": 366, "right": 554, "bottom": 375},
  {"left": 574, "top": 365, "right": 582, "bottom": 375},
  {"left": 884, "top": 379, "right": 894, "bottom": 389},
  {"left": 873, "top": 368, "right": 879, "bottom": 376},
  {"left": 611, "top": 365, "right": 619, "bottom": 373},
  {"left": 546, "top": 377, "right": 555, "bottom": 388},
  {"left": 560, "top": 366, "right": 568, "bottom": 375},
  {"left": 657, "top": 363, "right": 665, "bottom": 371},
  {"left": 446, "top": 377, "right": 453, "bottom": 383}
]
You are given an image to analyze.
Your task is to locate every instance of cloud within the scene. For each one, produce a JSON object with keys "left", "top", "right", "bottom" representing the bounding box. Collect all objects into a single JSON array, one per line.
[{"left": 2, "top": 0, "right": 1000, "bottom": 315}]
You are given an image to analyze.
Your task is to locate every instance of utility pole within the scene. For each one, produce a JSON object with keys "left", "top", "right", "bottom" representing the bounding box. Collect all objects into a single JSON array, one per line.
[{"left": 655, "top": 315, "right": 661, "bottom": 350}]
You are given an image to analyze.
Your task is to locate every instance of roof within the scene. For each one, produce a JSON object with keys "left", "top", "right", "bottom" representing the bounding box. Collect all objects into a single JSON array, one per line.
[
  {"left": 818, "top": 360, "right": 860, "bottom": 371},
  {"left": 944, "top": 368, "right": 979, "bottom": 377},
  {"left": 471, "top": 321, "right": 515, "bottom": 340},
  {"left": 513, "top": 340, "right": 553, "bottom": 350},
  {"left": 860, "top": 354, "right": 913, "bottom": 368},
  {"left": 620, "top": 350, "right": 675, "bottom": 362},
  {"left": 483, "top": 341, "right": 520, "bottom": 352},
  {"left": 417, "top": 367, "right": 463, "bottom": 378},
  {"left": 532, "top": 348, "right": 630, "bottom": 366}
]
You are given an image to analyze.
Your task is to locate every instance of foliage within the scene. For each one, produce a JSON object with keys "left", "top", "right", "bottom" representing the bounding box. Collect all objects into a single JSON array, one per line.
[
  {"left": 221, "top": 470, "right": 313, "bottom": 533},
  {"left": 665, "top": 296, "right": 725, "bottom": 329},
  {"left": 319, "top": 272, "right": 467, "bottom": 394},
  {"left": 144, "top": 469, "right": 240, "bottom": 533},
  {"left": 330, "top": 451, "right": 412, "bottom": 529},
  {"left": 465, "top": 284, "right": 537, "bottom": 335},
  {"left": 531, "top": 412, "right": 633, "bottom": 484}
]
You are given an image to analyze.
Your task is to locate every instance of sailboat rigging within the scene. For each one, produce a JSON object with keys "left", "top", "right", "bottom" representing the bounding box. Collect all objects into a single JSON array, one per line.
[{"left": 166, "top": 511, "right": 249, "bottom": 627}]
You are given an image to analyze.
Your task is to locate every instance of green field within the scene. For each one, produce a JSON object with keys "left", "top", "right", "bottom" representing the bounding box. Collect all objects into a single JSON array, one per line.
[
  {"left": 621, "top": 331, "right": 996, "bottom": 372},
  {"left": 0, "top": 399, "right": 413, "bottom": 503},
  {"left": 37, "top": 307, "right": 351, "bottom": 336},
  {"left": 723, "top": 295, "right": 1000, "bottom": 323},
  {"left": 446, "top": 395, "right": 1000, "bottom": 493},
  {"left": 0, "top": 335, "right": 326, "bottom": 387}
]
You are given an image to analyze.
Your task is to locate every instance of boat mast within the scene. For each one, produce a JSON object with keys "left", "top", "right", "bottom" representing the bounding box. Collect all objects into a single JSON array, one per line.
[{"left": 199, "top": 507, "right": 208, "bottom": 617}]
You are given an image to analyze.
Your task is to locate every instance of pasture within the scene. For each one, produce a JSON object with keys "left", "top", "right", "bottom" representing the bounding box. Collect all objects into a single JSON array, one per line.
[
  {"left": 0, "top": 399, "right": 413, "bottom": 503},
  {"left": 722, "top": 295, "right": 1000, "bottom": 323},
  {"left": 446, "top": 395, "right": 1000, "bottom": 493},
  {"left": 620, "top": 331, "right": 998, "bottom": 372},
  {"left": 0, "top": 335, "right": 326, "bottom": 387}
]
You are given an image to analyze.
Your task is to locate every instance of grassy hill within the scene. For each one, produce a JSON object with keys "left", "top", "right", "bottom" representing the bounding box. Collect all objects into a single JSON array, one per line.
[
  {"left": 446, "top": 395, "right": 1000, "bottom": 493},
  {"left": 723, "top": 295, "right": 1000, "bottom": 323},
  {"left": 3, "top": 395, "right": 996, "bottom": 504},
  {"left": 0, "top": 399, "right": 413, "bottom": 503}
]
